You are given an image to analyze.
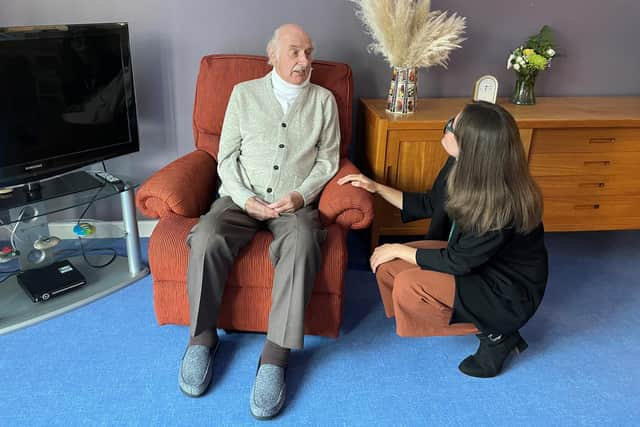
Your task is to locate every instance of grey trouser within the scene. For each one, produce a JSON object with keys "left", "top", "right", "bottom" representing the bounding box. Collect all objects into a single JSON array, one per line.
[{"left": 186, "top": 196, "right": 327, "bottom": 350}]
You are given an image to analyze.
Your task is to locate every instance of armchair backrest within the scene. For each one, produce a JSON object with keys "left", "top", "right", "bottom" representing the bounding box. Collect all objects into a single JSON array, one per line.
[{"left": 192, "top": 54, "right": 352, "bottom": 160}]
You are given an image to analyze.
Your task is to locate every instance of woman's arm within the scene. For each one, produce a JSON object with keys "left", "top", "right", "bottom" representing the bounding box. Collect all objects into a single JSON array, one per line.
[
  {"left": 375, "top": 182, "right": 403, "bottom": 209},
  {"left": 337, "top": 174, "right": 403, "bottom": 209},
  {"left": 369, "top": 243, "right": 417, "bottom": 272}
]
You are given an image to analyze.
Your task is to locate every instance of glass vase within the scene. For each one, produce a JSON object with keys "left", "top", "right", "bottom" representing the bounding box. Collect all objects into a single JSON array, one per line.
[
  {"left": 386, "top": 66, "right": 418, "bottom": 114},
  {"left": 511, "top": 72, "right": 538, "bottom": 105}
]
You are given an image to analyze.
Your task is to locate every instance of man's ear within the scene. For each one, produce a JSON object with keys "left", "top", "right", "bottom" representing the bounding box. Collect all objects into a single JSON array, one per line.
[{"left": 266, "top": 43, "right": 277, "bottom": 66}]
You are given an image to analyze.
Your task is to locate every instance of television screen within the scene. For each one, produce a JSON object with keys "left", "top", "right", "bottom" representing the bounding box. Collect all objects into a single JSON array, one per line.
[{"left": 0, "top": 23, "right": 139, "bottom": 188}]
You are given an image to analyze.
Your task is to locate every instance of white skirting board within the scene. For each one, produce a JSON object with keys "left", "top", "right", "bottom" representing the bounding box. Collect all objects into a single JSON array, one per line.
[{"left": 49, "top": 219, "right": 158, "bottom": 239}]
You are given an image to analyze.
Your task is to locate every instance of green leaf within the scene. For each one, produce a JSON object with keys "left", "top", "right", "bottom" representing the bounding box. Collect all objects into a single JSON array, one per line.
[{"left": 526, "top": 25, "right": 556, "bottom": 53}]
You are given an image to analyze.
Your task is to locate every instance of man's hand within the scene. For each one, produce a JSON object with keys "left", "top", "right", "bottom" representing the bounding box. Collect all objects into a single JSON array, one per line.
[
  {"left": 370, "top": 243, "right": 417, "bottom": 273},
  {"left": 245, "top": 196, "right": 279, "bottom": 220},
  {"left": 337, "top": 173, "right": 379, "bottom": 193},
  {"left": 268, "top": 191, "right": 304, "bottom": 214}
]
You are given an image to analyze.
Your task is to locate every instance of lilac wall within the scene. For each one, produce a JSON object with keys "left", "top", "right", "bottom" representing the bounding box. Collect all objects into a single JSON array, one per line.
[{"left": 1, "top": 0, "right": 639, "bottom": 189}]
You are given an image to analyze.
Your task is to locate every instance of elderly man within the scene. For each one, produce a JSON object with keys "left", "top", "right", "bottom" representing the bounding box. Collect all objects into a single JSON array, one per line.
[{"left": 179, "top": 24, "right": 340, "bottom": 419}]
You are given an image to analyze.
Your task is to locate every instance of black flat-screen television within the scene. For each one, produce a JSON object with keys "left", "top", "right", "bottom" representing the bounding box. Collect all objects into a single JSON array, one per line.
[{"left": 0, "top": 22, "right": 139, "bottom": 189}]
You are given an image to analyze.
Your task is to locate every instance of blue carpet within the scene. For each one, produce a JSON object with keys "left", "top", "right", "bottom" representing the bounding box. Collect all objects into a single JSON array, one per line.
[{"left": 1, "top": 231, "right": 639, "bottom": 426}]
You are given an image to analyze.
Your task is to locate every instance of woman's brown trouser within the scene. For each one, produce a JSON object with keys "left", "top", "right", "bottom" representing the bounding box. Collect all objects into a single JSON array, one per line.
[{"left": 375, "top": 240, "right": 479, "bottom": 337}]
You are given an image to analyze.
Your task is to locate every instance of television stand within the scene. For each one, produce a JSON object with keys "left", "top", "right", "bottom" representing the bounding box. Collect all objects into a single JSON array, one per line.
[
  {"left": 0, "top": 172, "right": 148, "bottom": 335},
  {"left": 1, "top": 171, "right": 104, "bottom": 211}
]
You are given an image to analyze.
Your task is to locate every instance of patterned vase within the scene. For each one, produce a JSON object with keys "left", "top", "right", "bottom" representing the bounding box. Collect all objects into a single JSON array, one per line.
[
  {"left": 511, "top": 72, "right": 538, "bottom": 105},
  {"left": 386, "top": 66, "right": 417, "bottom": 114}
]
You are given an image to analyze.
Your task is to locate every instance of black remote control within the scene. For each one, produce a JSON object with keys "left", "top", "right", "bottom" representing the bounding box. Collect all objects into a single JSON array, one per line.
[{"left": 94, "top": 171, "right": 125, "bottom": 190}]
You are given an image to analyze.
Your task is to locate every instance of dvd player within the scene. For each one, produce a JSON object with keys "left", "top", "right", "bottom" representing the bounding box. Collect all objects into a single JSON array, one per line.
[{"left": 17, "top": 260, "right": 87, "bottom": 302}]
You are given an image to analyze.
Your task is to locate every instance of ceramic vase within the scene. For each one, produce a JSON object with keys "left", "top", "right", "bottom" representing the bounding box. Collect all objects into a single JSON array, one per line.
[{"left": 386, "top": 66, "right": 417, "bottom": 114}]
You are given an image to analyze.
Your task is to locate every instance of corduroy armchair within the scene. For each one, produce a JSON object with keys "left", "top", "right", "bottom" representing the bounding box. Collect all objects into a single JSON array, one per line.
[{"left": 136, "top": 54, "right": 373, "bottom": 338}]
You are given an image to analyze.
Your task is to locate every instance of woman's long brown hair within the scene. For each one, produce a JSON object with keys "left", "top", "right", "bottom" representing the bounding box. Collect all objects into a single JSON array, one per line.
[{"left": 446, "top": 102, "right": 543, "bottom": 235}]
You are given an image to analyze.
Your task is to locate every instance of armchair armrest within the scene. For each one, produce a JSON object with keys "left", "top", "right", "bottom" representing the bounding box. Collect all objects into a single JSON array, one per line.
[
  {"left": 136, "top": 150, "right": 218, "bottom": 219},
  {"left": 318, "top": 158, "right": 374, "bottom": 229}
]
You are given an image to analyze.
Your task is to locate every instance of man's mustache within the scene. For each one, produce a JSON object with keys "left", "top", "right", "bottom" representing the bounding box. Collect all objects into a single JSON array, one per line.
[{"left": 292, "top": 65, "right": 308, "bottom": 73}]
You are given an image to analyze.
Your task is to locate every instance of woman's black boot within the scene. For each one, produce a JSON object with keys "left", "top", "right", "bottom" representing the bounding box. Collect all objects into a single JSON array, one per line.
[{"left": 458, "top": 331, "right": 528, "bottom": 378}]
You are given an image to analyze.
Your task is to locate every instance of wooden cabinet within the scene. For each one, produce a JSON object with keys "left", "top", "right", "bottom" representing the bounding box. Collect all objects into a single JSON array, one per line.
[
  {"left": 361, "top": 97, "right": 640, "bottom": 249},
  {"left": 528, "top": 126, "right": 640, "bottom": 230}
]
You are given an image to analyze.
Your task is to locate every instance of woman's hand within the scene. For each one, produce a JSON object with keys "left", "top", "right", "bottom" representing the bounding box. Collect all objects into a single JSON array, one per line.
[
  {"left": 369, "top": 243, "right": 417, "bottom": 273},
  {"left": 337, "top": 173, "right": 379, "bottom": 193}
]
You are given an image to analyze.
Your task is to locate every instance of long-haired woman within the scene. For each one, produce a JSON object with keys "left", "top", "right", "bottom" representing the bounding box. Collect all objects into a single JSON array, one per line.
[{"left": 339, "top": 101, "right": 548, "bottom": 377}]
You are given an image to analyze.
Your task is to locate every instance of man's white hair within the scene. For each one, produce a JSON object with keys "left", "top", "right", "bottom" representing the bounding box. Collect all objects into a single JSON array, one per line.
[
  {"left": 266, "top": 27, "right": 281, "bottom": 66},
  {"left": 266, "top": 25, "right": 315, "bottom": 66}
]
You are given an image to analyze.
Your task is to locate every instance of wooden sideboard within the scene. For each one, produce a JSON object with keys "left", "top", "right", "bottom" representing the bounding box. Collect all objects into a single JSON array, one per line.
[{"left": 361, "top": 97, "right": 640, "bottom": 249}]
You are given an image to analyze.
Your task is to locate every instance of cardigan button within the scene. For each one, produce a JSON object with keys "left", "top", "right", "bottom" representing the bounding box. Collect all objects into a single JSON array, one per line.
[
  {"left": 266, "top": 187, "right": 273, "bottom": 193},
  {"left": 273, "top": 165, "right": 279, "bottom": 170},
  {"left": 281, "top": 123, "right": 287, "bottom": 128},
  {"left": 279, "top": 144, "right": 285, "bottom": 148}
]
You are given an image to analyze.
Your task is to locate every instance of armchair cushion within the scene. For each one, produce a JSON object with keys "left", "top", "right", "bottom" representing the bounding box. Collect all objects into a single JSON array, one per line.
[
  {"left": 318, "top": 158, "right": 374, "bottom": 229},
  {"left": 137, "top": 150, "right": 218, "bottom": 219}
]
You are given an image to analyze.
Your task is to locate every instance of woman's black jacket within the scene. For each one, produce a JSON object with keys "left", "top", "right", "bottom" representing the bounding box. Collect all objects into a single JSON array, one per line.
[{"left": 401, "top": 157, "right": 548, "bottom": 334}]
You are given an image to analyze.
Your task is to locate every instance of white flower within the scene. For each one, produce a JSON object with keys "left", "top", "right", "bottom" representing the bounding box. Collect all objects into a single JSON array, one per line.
[
  {"left": 507, "top": 54, "right": 515, "bottom": 69},
  {"left": 517, "top": 56, "right": 526, "bottom": 65},
  {"left": 513, "top": 63, "right": 521, "bottom": 71},
  {"left": 546, "top": 48, "right": 556, "bottom": 57}
]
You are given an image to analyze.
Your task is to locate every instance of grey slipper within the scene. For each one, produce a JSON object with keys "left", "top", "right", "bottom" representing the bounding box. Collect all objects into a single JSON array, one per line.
[
  {"left": 250, "top": 363, "right": 287, "bottom": 420},
  {"left": 178, "top": 342, "right": 219, "bottom": 397}
]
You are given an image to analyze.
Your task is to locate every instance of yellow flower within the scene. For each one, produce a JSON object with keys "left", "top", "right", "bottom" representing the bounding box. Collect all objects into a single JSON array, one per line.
[{"left": 523, "top": 48, "right": 535, "bottom": 56}]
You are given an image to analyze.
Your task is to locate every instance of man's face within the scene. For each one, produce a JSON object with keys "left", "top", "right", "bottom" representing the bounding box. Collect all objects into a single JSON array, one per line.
[{"left": 273, "top": 27, "right": 313, "bottom": 85}]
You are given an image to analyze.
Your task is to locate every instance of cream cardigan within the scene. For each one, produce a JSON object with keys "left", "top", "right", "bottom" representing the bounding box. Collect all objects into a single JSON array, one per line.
[{"left": 217, "top": 72, "right": 340, "bottom": 209}]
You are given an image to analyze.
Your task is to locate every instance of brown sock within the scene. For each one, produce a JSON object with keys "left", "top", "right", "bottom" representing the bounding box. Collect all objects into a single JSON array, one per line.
[
  {"left": 260, "top": 339, "right": 290, "bottom": 368},
  {"left": 188, "top": 329, "right": 218, "bottom": 349}
]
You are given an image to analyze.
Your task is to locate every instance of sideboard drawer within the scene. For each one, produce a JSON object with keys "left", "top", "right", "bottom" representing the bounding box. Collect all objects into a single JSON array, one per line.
[
  {"left": 534, "top": 175, "right": 640, "bottom": 197},
  {"left": 528, "top": 151, "right": 640, "bottom": 176},
  {"left": 531, "top": 128, "right": 640, "bottom": 154},
  {"left": 543, "top": 196, "right": 640, "bottom": 230}
]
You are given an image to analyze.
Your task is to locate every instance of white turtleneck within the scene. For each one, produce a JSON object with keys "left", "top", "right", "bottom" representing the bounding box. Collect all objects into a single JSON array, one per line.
[{"left": 271, "top": 68, "right": 311, "bottom": 114}]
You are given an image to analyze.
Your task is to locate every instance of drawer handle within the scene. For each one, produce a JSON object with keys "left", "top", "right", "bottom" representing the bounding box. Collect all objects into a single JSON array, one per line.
[
  {"left": 584, "top": 160, "right": 610, "bottom": 167},
  {"left": 386, "top": 165, "right": 392, "bottom": 183},
  {"left": 574, "top": 204, "right": 600, "bottom": 210},
  {"left": 588, "top": 138, "right": 615, "bottom": 144},
  {"left": 578, "top": 182, "right": 605, "bottom": 188}
]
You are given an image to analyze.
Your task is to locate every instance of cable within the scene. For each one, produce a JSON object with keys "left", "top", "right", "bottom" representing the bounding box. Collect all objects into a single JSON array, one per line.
[
  {"left": 8, "top": 208, "right": 29, "bottom": 249},
  {"left": 73, "top": 184, "right": 118, "bottom": 269},
  {"left": 76, "top": 184, "right": 107, "bottom": 226},
  {"left": 52, "top": 234, "right": 118, "bottom": 269},
  {"left": 79, "top": 238, "right": 117, "bottom": 268}
]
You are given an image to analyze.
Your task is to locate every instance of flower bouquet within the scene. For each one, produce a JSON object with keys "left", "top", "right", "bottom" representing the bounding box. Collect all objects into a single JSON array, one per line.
[
  {"left": 350, "top": 0, "right": 466, "bottom": 113},
  {"left": 507, "top": 25, "right": 557, "bottom": 105}
]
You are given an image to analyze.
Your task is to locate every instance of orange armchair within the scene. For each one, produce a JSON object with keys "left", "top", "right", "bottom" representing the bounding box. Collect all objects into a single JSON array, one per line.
[{"left": 136, "top": 55, "right": 373, "bottom": 338}]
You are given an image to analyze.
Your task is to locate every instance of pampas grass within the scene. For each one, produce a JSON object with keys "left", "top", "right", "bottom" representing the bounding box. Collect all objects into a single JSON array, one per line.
[{"left": 351, "top": 0, "right": 466, "bottom": 68}]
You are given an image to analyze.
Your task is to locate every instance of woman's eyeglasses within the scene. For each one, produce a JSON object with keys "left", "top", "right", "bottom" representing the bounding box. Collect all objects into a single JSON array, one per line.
[{"left": 443, "top": 117, "right": 455, "bottom": 135}]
